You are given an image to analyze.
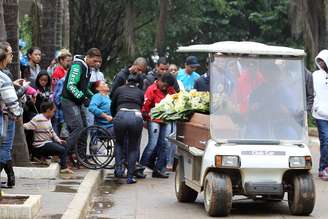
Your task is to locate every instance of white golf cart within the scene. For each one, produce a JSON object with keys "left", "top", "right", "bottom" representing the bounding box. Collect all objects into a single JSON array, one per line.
[{"left": 171, "top": 41, "right": 315, "bottom": 217}]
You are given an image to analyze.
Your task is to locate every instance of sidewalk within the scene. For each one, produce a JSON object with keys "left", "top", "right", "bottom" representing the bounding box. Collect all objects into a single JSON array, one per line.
[{"left": 2, "top": 168, "right": 89, "bottom": 219}]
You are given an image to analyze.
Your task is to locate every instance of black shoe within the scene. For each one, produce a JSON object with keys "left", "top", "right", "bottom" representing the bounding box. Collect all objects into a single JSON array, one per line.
[
  {"left": 127, "top": 177, "right": 137, "bottom": 184},
  {"left": 114, "top": 171, "right": 125, "bottom": 178},
  {"left": 134, "top": 170, "right": 146, "bottom": 179},
  {"left": 152, "top": 170, "right": 169, "bottom": 178},
  {"left": 4, "top": 160, "right": 15, "bottom": 188}
]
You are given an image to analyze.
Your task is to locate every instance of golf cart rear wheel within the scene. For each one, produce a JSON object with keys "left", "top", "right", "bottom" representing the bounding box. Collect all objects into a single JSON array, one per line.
[
  {"left": 204, "top": 172, "right": 232, "bottom": 217},
  {"left": 175, "top": 160, "right": 198, "bottom": 202},
  {"left": 288, "top": 173, "right": 315, "bottom": 216}
]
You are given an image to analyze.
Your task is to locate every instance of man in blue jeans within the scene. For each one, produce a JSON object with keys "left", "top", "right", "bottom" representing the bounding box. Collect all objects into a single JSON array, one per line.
[
  {"left": 140, "top": 73, "right": 176, "bottom": 178},
  {"left": 312, "top": 49, "right": 328, "bottom": 181}
]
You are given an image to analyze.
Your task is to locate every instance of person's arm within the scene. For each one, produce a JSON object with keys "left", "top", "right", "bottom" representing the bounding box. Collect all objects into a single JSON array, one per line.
[
  {"left": 51, "top": 127, "right": 62, "bottom": 143},
  {"left": 110, "top": 88, "right": 119, "bottom": 117},
  {"left": 23, "top": 117, "right": 37, "bottom": 130},
  {"left": 66, "top": 63, "right": 85, "bottom": 100},
  {"left": 110, "top": 73, "right": 125, "bottom": 99},
  {"left": 141, "top": 87, "right": 154, "bottom": 120},
  {"left": 89, "top": 95, "right": 106, "bottom": 117},
  {"left": 0, "top": 73, "right": 22, "bottom": 117},
  {"left": 86, "top": 82, "right": 94, "bottom": 99},
  {"left": 305, "top": 69, "right": 314, "bottom": 114}
]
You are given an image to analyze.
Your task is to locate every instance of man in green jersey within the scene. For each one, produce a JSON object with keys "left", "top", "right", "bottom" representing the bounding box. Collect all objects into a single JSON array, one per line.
[{"left": 62, "top": 48, "right": 102, "bottom": 149}]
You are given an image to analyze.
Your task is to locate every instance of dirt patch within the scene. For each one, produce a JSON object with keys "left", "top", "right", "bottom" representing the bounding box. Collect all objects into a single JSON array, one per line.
[
  {"left": 57, "top": 181, "right": 81, "bottom": 185},
  {"left": 0, "top": 195, "right": 29, "bottom": 205},
  {"left": 53, "top": 185, "right": 77, "bottom": 193}
]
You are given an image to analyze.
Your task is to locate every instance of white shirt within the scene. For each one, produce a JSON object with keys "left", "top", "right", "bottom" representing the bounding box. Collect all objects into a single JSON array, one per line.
[{"left": 89, "top": 69, "right": 105, "bottom": 82}]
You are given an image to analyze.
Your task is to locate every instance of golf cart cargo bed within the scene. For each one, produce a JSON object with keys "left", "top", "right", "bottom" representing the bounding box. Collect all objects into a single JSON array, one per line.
[{"left": 176, "top": 113, "right": 210, "bottom": 150}]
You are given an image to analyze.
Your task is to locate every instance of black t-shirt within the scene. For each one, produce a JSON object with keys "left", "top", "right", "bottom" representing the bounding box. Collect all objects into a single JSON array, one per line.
[{"left": 110, "top": 84, "right": 144, "bottom": 117}]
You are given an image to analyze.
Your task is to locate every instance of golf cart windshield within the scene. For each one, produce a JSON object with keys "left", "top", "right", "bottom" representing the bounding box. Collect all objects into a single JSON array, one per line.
[{"left": 210, "top": 56, "right": 307, "bottom": 143}]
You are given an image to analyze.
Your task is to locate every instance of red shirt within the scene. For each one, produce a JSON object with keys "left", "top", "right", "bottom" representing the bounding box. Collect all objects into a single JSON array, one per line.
[
  {"left": 234, "top": 70, "right": 264, "bottom": 114},
  {"left": 142, "top": 81, "right": 176, "bottom": 122},
  {"left": 51, "top": 65, "right": 67, "bottom": 92}
]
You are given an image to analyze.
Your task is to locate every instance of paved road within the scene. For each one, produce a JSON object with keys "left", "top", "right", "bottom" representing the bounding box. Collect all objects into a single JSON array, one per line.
[{"left": 86, "top": 135, "right": 327, "bottom": 219}]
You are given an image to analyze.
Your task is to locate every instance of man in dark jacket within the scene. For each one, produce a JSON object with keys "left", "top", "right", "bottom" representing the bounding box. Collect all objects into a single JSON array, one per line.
[
  {"left": 62, "top": 48, "right": 102, "bottom": 149},
  {"left": 143, "top": 57, "right": 180, "bottom": 92},
  {"left": 110, "top": 57, "right": 148, "bottom": 98}
]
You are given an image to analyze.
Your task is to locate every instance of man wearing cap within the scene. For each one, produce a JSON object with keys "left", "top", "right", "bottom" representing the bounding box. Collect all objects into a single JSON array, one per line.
[{"left": 176, "top": 56, "right": 201, "bottom": 91}]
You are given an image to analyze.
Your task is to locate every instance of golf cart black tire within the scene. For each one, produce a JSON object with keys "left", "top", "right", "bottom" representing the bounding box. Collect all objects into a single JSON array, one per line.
[
  {"left": 204, "top": 172, "right": 232, "bottom": 217},
  {"left": 175, "top": 160, "right": 198, "bottom": 202},
  {"left": 288, "top": 173, "right": 315, "bottom": 216}
]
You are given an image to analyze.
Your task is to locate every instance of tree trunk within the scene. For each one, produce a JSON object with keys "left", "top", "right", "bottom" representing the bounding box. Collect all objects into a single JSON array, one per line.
[
  {"left": 3, "top": 0, "right": 31, "bottom": 166},
  {"left": 55, "top": 0, "right": 63, "bottom": 50},
  {"left": 154, "top": 0, "right": 168, "bottom": 54},
  {"left": 38, "top": 0, "right": 57, "bottom": 68},
  {"left": 0, "top": 0, "right": 7, "bottom": 41},
  {"left": 124, "top": 0, "right": 136, "bottom": 58},
  {"left": 31, "top": 0, "right": 42, "bottom": 48},
  {"left": 3, "top": 0, "right": 19, "bottom": 79},
  {"left": 288, "top": 0, "right": 324, "bottom": 67},
  {"left": 62, "top": 0, "right": 69, "bottom": 49}
]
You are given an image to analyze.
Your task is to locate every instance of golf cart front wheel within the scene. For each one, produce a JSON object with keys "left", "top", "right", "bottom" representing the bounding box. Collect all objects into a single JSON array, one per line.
[
  {"left": 288, "top": 173, "right": 315, "bottom": 216},
  {"left": 204, "top": 172, "right": 232, "bottom": 217},
  {"left": 175, "top": 160, "right": 198, "bottom": 202}
]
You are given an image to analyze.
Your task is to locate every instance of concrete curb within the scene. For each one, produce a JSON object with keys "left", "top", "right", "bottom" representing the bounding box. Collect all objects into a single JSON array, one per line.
[
  {"left": 61, "top": 170, "right": 103, "bottom": 219},
  {"left": 0, "top": 194, "right": 41, "bottom": 219}
]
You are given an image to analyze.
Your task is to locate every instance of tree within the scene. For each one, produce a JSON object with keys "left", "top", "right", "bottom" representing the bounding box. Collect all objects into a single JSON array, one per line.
[
  {"left": 69, "top": 0, "right": 125, "bottom": 72},
  {"left": 288, "top": 0, "right": 328, "bottom": 68},
  {"left": 154, "top": 0, "right": 168, "bottom": 53},
  {"left": 0, "top": 0, "right": 6, "bottom": 41}
]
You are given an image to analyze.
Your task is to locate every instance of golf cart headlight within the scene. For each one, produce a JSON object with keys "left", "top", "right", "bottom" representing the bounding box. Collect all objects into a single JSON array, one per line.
[
  {"left": 289, "top": 156, "right": 312, "bottom": 169},
  {"left": 215, "top": 155, "right": 240, "bottom": 168}
]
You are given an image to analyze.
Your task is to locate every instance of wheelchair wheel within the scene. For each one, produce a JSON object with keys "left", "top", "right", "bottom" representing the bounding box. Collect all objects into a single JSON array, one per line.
[{"left": 75, "top": 125, "right": 114, "bottom": 169}]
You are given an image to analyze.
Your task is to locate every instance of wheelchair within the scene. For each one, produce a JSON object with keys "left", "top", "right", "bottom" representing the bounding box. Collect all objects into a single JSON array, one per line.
[{"left": 74, "top": 125, "right": 115, "bottom": 169}]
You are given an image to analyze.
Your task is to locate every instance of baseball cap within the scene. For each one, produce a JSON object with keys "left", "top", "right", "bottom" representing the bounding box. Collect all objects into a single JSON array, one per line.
[{"left": 186, "top": 56, "right": 200, "bottom": 67}]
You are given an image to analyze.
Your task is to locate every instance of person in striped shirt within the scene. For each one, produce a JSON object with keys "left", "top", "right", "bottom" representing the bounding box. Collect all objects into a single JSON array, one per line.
[{"left": 23, "top": 101, "right": 73, "bottom": 174}]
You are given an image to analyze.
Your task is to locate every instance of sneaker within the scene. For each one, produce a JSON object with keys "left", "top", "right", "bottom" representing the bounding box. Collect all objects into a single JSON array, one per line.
[
  {"left": 319, "top": 168, "right": 328, "bottom": 181},
  {"left": 60, "top": 168, "right": 74, "bottom": 174},
  {"left": 127, "top": 177, "right": 137, "bottom": 184},
  {"left": 152, "top": 169, "right": 169, "bottom": 178}
]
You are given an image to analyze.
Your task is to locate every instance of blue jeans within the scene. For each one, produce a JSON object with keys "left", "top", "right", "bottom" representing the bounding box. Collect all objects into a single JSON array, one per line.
[
  {"left": 140, "top": 121, "right": 171, "bottom": 172},
  {"left": 0, "top": 113, "right": 15, "bottom": 164},
  {"left": 113, "top": 111, "right": 143, "bottom": 178},
  {"left": 316, "top": 119, "right": 328, "bottom": 171},
  {"left": 167, "top": 122, "right": 177, "bottom": 166}
]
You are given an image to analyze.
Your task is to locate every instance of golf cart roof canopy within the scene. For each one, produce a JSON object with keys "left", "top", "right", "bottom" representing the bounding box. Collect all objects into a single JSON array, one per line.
[{"left": 177, "top": 41, "right": 306, "bottom": 57}]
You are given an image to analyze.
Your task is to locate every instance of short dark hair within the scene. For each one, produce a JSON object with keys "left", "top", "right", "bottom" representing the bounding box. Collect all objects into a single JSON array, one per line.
[
  {"left": 27, "top": 47, "right": 41, "bottom": 57},
  {"left": 0, "top": 42, "right": 11, "bottom": 63},
  {"left": 160, "top": 73, "right": 175, "bottom": 86},
  {"left": 157, "top": 57, "right": 168, "bottom": 66},
  {"left": 86, "top": 48, "right": 102, "bottom": 58},
  {"left": 40, "top": 101, "right": 55, "bottom": 113}
]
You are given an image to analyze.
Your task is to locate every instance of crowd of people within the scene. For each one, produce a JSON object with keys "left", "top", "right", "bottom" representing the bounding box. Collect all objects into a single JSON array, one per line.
[
  {"left": 0, "top": 38, "right": 328, "bottom": 188},
  {"left": 0, "top": 41, "right": 204, "bottom": 186}
]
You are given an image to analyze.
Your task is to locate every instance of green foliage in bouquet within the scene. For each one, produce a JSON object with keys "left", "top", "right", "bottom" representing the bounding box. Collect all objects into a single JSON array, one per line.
[{"left": 151, "top": 90, "right": 210, "bottom": 121}]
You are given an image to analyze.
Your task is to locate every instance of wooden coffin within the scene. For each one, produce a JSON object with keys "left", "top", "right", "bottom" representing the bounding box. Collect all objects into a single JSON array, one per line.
[{"left": 176, "top": 113, "right": 210, "bottom": 150}]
